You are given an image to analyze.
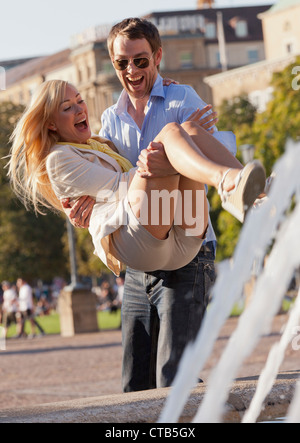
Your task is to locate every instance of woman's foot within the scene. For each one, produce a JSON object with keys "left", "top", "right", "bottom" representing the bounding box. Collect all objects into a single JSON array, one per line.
[{"left": 218, "top": 161, "right": 266, "bottom": 222}]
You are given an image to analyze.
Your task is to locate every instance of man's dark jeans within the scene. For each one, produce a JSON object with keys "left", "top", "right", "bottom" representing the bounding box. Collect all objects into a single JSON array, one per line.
[{"left": 121, "top": 244, "right": 216, "bottom": 392}]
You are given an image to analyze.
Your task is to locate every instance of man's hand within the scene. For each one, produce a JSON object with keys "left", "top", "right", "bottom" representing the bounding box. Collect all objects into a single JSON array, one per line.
[
  {"left": 136, "top": 142, "right": 177, "bottom": 178},
  {"left": 188, "top": 105, "right": 218, "bottom": 133},
  {"left": 61, "top": 196, "right": 95, "bottom": 228}
]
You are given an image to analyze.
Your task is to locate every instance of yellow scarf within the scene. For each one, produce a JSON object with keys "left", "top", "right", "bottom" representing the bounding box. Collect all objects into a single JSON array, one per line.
[{"left": 57, "top": 138, "right": 133, "bottom": 172}]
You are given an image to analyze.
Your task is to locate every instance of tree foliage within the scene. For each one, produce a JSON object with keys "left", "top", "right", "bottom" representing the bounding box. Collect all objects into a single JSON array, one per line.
[
  {"left": 0, "top": 102, "right": 68, "bottom": 283},
  {"left": 0, "top": 101, "right": 110, "bottom": 283},
  {"left": 210, "top": 58, "right": 300, "bottom": 260},
  {"left": 252, "top": 56, "right": 300, "bottom": 176},
  {"left": 73, "top": 227, "right": 110, "bottom": 277}
]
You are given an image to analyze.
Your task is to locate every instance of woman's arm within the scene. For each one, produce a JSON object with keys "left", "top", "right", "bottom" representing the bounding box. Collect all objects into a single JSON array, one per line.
[{"left": 46, "top": 145, "right": 132, "bottom": 201}]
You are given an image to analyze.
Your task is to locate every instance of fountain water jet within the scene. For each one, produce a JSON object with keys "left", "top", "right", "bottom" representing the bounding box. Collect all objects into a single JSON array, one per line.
[
  {"left": 287, "top": 381, "right": 300, "bottom": 423},
  {"left": 159, "top": 140, "right": 300, "bottom": 424},
  {"left": 242, "top": 286, "right": 300, "bottom": 423}
]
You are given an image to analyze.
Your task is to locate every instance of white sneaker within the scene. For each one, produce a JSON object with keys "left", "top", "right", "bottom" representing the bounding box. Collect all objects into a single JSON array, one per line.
[{"left": 218, "top": 161, "right": 266, "bottom": 223}]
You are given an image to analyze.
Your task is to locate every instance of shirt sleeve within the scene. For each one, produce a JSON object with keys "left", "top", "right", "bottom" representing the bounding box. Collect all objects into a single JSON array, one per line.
[
  {"left": 178, "top": 85, "right": 237, "bottom": 156},
  {"left": 46, "top": 146, "right": 134, "bottom": 203}
]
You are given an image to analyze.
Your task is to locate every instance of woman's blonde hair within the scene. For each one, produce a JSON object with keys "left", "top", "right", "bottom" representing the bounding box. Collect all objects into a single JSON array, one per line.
[{"left": 8, "top": 79, "right": 69, "bottom": 214}]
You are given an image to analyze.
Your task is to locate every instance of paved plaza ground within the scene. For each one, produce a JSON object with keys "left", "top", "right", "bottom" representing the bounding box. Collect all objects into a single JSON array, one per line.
[{"left": 0, "top": 313, "right": 299, "bottom": 411}]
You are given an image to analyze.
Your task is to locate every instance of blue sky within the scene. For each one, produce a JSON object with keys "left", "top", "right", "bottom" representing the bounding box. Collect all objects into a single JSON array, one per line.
[{"left": 0, "top": 0, "right": 274, "bottom": 61}]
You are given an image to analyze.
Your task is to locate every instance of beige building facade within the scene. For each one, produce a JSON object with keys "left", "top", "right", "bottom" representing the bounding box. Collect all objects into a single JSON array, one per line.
[
  {"left": 205, "top": 0, "right": 300, "bottom": 110},
  {"left": 261, "top": 0, "right": 300, "bottom": 60}
]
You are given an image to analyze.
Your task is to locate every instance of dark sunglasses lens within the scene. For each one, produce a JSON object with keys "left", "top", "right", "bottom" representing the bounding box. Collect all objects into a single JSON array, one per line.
[
  {"left": 134, "top": 58, "right": 149, "bottom": 69},
  {"left": 114, "top": 57, "right": 151, "bottom": 70},
  {"left": 115, "top": 60, "right": 128, "bottom": 71}
]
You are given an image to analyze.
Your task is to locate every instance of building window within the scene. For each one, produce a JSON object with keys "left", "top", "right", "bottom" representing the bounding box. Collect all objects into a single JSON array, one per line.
[
  {"left": 247, "top": 49, "right": 259, "bottom": 64},
  {"left": 236, "top": 20, "right": 248, "bottom": 38},
  {"left": 286, "top": 42, "right": 294, "bottom": 54},
  {"left": 87, "top": 65, "right": 92, "bottom": 80},
  {"left": 180, "top": 52, "right": 193, "bottom": 69},
  {"left": 205, "top": 22, "right": 216, "bottom": 39},
  {"left": 102, "top": 60, "right": 114, "bottom": 74}
]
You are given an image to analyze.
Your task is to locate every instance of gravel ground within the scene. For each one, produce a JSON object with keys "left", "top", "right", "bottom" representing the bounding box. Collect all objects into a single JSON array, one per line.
[{"left": 0, "top": 314, "right": 299, "bottom": 410}]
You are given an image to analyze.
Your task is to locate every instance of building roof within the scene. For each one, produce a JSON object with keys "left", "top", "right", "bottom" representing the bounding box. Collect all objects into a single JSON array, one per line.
[
  {"left": 5, "top": 48, "right": 71, "bottom": 88},
  {"left": 145, "top": 5, "right": 272, "bottom": 43},
  {"left": 268, "top": 0, "right": 300, "bottom": 13},
  {"left": 0, "top": 57, "right": 40, "bottom": 71}
]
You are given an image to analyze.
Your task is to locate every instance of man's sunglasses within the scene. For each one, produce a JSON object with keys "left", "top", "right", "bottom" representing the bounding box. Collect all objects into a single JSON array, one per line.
[{"left": 113, "top": 53, "right": 154, "bottom": 71}]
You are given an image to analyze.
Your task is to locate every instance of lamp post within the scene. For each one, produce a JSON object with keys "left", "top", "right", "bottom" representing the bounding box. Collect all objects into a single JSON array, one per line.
[
  {"left": 58, "top": 219, "right": 98, "bottom": 337},
  {"left": 66, "top": 219, "right": 81, "bottom": 289},
  {"left": 240, "top": 144, "right": 255, "bottom": 164}
]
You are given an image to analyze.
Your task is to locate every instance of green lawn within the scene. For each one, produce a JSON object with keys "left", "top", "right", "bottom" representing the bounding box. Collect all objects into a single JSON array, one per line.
[
  {"left": 3, "top": 309, "right": 121, "bottom": 338},
  {"left": 3, "top": 296, "right": 294, "bottom": 338}
]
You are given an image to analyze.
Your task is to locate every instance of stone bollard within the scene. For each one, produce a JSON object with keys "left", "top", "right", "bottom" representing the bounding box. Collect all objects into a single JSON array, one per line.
[{"left": 58, "top": 285, "right": 99, "bottom": 337}]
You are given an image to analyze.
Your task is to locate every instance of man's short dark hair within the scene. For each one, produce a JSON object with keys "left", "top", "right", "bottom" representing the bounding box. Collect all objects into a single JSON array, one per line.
[{"left": 108, "top": 17, "right": 162, "bottom": 57}]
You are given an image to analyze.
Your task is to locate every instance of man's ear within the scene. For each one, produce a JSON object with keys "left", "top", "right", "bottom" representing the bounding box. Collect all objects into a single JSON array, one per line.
[{"left": 155, "top": 47, "right": 163, "bottom": 67}]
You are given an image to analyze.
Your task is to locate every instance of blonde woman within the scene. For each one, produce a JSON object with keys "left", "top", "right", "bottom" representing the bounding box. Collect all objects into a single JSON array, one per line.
[{"left": 8, "top": 80, "right": 265, "bottom": 275}]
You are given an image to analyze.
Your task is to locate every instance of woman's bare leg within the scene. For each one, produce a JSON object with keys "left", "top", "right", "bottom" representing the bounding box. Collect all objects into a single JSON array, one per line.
[
  {"left": 127, "top": 173, "right": 181, "bottom": 240},
  {"left": 153, "top": 122, "right": 243, "bottom": 191},
  {"left": 127, "top": 121, "right": 255, "bottom": 240},
  {"left": 176, "top": 177, "right": 208, "bottom": 237},
  {"left": 127, "top": 171, "right": 208, "bottom": 240},
  {"left": 181, "top": 121, "right": 242, "bottom": 169}
]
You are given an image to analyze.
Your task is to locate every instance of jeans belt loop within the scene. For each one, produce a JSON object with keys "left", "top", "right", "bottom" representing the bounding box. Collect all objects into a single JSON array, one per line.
[{"left": 201, "top": 241, "right": 214, "bottom": 256}]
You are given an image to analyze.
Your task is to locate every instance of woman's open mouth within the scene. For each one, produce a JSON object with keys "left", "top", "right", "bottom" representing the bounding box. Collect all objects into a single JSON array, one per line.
[{"left": 74, "top": 118, "right": 89, "bottom": 131}]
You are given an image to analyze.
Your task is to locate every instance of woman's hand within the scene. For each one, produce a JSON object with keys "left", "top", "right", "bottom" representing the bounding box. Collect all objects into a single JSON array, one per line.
[
  {"left": 188, "top": 106, "right": 218, "bottom": 133},
  {"left": 61, "top": 196, "right": 95, "bottom": 228},
  {"left": 163, "top": 77, "right": 179, "bottom": 86}
]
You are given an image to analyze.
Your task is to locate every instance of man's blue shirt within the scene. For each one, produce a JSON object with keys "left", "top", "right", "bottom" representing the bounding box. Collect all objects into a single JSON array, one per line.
[{"left": 100, "top": 74, "right": 236, "bottom": 165}]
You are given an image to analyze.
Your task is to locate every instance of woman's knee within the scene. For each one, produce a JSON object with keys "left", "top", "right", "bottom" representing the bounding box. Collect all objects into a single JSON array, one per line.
[
  {"left": 156, "top": 122, "right": 182, "bottom": 142},
  {"left": 181, "top": 120, "right": 206, "bottom": 135}
]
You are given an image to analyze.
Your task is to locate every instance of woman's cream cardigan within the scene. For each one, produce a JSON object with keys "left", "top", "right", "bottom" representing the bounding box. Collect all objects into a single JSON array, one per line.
[{"left": 46, "top": 143, "right": 136, "bottom": 275}]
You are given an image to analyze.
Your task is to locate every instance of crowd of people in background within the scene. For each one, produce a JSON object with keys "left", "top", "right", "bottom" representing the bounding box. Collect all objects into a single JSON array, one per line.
[
  {"left": 0, "top": 278, "right": 46, "bottom": 339},
  {"left": 92, "top": 273, "right": 125, "bottom": 313},
  {"left": 0, "top": 274, "right": 125, "bottom": 339}
]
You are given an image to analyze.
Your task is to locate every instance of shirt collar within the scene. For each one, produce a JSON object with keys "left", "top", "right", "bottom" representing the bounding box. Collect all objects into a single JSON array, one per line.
[
  {"left": 150, "top": 74, "right": 165, "bottom": 100},
  {"left": 115, "top": 74, "right": 165, "bottom": 115}
]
